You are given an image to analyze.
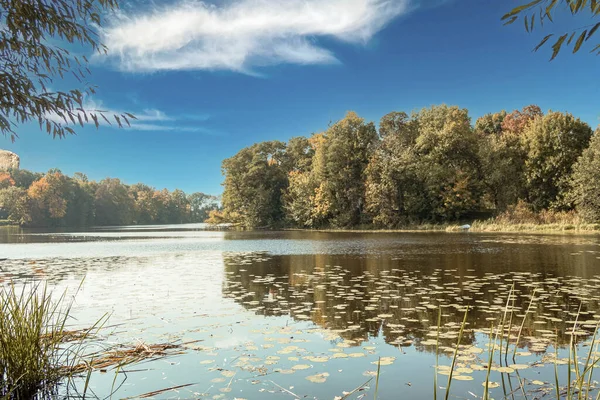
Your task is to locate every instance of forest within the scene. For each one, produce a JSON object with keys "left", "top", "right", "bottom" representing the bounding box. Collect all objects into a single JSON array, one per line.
[
  {"left": 0, "top": 169, "right": 219, "bottom": 227},
  {"left": 216, "top": 104, "right": 600, "bottom": 229}
]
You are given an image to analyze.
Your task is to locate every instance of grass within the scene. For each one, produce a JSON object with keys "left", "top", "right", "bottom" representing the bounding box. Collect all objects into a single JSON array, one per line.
[
  {"left": 427, "top": 287, "right": 600, "bottom": 400},
  {"left": 0, "top": 281, "right": 104, "bottom": 399}
]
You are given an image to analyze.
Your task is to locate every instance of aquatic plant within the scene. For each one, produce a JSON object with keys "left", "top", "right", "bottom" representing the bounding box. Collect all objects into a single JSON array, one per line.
[{"left": 0, "top": 281, "right": 102, "bottom": 399}]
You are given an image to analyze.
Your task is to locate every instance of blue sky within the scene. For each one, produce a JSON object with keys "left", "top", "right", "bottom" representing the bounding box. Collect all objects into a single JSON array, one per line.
[{"left": 2, "top": 0, "right": 599, "bottom": 195}]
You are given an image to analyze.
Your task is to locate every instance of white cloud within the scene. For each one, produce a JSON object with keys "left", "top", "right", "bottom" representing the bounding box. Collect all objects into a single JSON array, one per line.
[
  {"left": 44, "top": 99, "right": 208, "bottom": 132},
  {"left": 102, "top": 0, "right": 411, "bottom": 72}
]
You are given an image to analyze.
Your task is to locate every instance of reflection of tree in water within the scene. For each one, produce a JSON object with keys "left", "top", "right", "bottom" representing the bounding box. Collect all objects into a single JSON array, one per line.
[{"left": 222, "top": 252, "right": 600, "bottom": 352}]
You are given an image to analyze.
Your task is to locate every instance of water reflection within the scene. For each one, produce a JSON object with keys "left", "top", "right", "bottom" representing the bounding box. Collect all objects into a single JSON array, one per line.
[
  {"left": 223, "top": 252, "right": 600, "bottom": 350},
  {"left": 0, "top": 228, "right": 600, "bottom": 399}
]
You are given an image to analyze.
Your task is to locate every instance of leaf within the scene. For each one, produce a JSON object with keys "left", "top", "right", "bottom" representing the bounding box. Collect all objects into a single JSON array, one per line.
[
  {"left": 551, "top": 34, "right": 568, "bottom": 60},
  {"left": 573, "top": 30, "right": 587, "bottom": 53},
  {"left": 546, "top": 0, "right": 558, "bottom": 20},
  {"left": 504, "top": 16, "right": 518, "bottom": 25},
  {"left": 534, "top": 34, "right": 553, "bottom": 52},
  {"left": 567, "top": 31, "right": 577, "bottom": 45},
  {"left": 501, "top": 0, "right": 544, "bottom": 20},
  {"left": 525, "top": 16, "right": 529, "bottom": 32},
  {"left": 591, "top": 43, "right": 600, "bottom": 54},
  {"left": 587, "top": 22, "right": 600, "bottom": 40},
  {"left": 530, "top": 14, "right": 535, "bottom": 31}
]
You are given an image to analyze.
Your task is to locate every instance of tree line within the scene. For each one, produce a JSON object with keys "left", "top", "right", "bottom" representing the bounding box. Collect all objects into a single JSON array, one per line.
[
  {"left": 0, "top": 169, "right": 219, "bottom": 227},
  {"left": 217, "top": 104, "right": 600, "bottom": 229}
]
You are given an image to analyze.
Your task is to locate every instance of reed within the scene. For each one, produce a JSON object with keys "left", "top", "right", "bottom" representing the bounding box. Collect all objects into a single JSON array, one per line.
[{"left": 0, "top": 281, "right": 102, "bottom": 399}]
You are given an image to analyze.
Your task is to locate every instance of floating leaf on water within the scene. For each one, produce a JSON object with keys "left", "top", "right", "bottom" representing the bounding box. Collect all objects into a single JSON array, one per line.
[
  {"left": 211, "top": 378, "right": 226, "bottom": 383},
  {"left": 306, "top": 356, "right": 329, "bottom": 363},
  {"left": 332, "top": 353, "right": 348, "bottom": 358},
  {"left": 496, "top": 367, "right": 515, "bottom": 373},
  {"left": 483, "top": 382, "right": 500, "bottom": 388},
  {"left": 371, "top": 356, "right": 395, "bottom": 366},
  {"left": 508, "top": 364, "right": 530, "bottom": 370},
  {"left": 453, "top": 375, "right": 474, "bottom": 381},
  {"left": 348, "top": 353, "right": 366, "bottom": 358},
  {"left": 292, "top": 364, "right": 311, "bottom": 370},
  {"left": 306, "top": 372, "right": 329, "bottom": 383},
  {"left": 531, "top": 380, "right": 544, "bottom": 385},
  {"left": 200, "top": 360, "right": 215, "bottom": 365}
]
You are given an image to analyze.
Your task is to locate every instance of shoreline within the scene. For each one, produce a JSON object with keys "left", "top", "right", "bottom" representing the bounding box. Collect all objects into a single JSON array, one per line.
[{"left": 281, "top": 221, "right": 600, "bottom": 235}]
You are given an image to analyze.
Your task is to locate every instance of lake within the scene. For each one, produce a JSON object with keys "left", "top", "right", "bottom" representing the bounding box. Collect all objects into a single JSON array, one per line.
[{"left": 1, "top": 224, "right": 600, "bottom": 399}]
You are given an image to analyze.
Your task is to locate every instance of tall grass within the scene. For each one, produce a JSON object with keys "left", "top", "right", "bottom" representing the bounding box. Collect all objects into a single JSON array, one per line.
[
  {"left": 427, "top": 288, "right": 600, "bottom": 400},
  {"left": 0, "top": 281, "right": 101, "bottom": 399}
]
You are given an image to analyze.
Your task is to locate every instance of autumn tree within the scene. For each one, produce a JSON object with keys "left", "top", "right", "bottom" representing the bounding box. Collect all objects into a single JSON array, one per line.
[
  {"left": 522, "top": 111, "right": 593, "bottom": 210},
  {"left": 27, "top": 171, "right": 69, "bottom": 225}
]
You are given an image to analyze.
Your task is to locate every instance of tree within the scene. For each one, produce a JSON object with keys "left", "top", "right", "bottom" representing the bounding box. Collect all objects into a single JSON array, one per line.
[
  {"left": 221, "top": 141, "right": 288, "bottom": 228},
  {"left": 501, "top": 105, "right": 543, "bottom": 135},
  {"left": 0, "top": 186, "right": 30, "bottom": 224},
  {"left": 570, "top": 127, "right": 600, "bottom": 222},
  {"left": 94, "top": 178, "right": 134, "bottom": 225},
  {"left": 365, "top": 111, "right": 427, "bottom": 227},
  {"left": 0, "top": 0, "right": 132, "bottom": 141},
  {"left": 412, "top": 105, "right": 483, "bottom": 220},
  {"left": 188, "top": 192, "right": 220, "bottom": 223},
  {"left": 308, "top": 112, "right": 378, "bottom": 227},
  {"left": 475, "top": 105, "right": 542, "bottom": 211},
  {"left": 503, "top": 0, "right": 600, "bottom": 59},
  {"left": 27, "top": 171, "right": 69, "bottom": 224},
  {"left": 522, "top": 111, "right": 593, "bottom": 210}
]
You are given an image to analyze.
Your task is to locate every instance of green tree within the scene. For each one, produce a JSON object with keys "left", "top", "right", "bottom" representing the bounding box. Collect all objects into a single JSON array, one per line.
[
  {"left": 522, "top": 111, "right": 593, "bottom": 210},
  {"left": 0, "top": 186, "right": 30, "bottom": 224},
  {"left": 188, "top": 192, "right": 220, "bottom": 223},
  {"left": 0, "top": 0, "right": 132, "bottom": 140},
  {"left": 474, "top": 111, "right": 507, "bottom": 136},
  {"left": 94, "top": 178, "right": 135, "bottom": 225},
  {"left": 6, "top": 169, "right": 42, "bottom": 188},
  {"left": 570, "top": 127, "right": 600, "bottom": 222},
  {"left": 475, "top": 105, "right": 541, "bottom": 211},
  {"left": 365, "top": 111, "right": 428, "bottom": 227},
  {"left": 412, "top": 105, "right": 483, "bottom": 220},
  {"left": 503, "top": 0, "right": 600, "bottom": 59},
  {"left": 222, "top": 141, "right": 288, "bottom": 228},
  {"left": 309, "top": 112, "right": 378, "bottom": 227}
]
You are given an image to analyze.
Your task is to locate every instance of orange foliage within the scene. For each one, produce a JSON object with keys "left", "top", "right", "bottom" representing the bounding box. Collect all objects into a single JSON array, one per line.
[
  {"left": 0, "top": 173, "right": 15, "bottom": 189},
  {"left": 501, "top": 105, "right": 543, "bottom": 135}
]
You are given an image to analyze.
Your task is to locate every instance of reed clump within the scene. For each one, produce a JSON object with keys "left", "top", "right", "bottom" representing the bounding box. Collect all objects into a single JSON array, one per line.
[{"left": 0, "top": 282, "right": 99, "bottom": 399}]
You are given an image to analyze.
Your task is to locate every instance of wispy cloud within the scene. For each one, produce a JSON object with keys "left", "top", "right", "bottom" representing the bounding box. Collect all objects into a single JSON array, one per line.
[
  {"left": 102, "top": 0, "right": 412, "bottom": 73},
  {"left": 45, "top": 99, "right": 210, "bottom": 133}
]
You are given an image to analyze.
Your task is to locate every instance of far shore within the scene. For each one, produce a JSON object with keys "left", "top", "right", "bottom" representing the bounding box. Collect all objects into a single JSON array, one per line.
[{"left": 280, "top": 221, "right": 600, "bottom": 235}]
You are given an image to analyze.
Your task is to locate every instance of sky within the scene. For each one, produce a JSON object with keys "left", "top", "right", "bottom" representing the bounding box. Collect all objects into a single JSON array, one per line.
[{"left": 2, "top": 0, "right": 599, "bottom": 195}]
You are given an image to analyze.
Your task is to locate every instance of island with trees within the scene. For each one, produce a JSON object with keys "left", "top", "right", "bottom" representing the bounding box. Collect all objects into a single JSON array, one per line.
[{"left": 213, "top": 104, "right": 600, "bottom": 232}]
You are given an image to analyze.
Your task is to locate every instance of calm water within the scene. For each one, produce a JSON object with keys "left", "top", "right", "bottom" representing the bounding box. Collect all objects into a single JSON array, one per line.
[{"left": 1, "top": 225, "right": 600, "bottom": 399}]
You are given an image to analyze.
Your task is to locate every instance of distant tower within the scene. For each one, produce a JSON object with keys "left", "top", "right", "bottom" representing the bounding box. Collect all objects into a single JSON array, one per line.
[{"left": 0, "top": 149, "right": 20, "bottom": 170}]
